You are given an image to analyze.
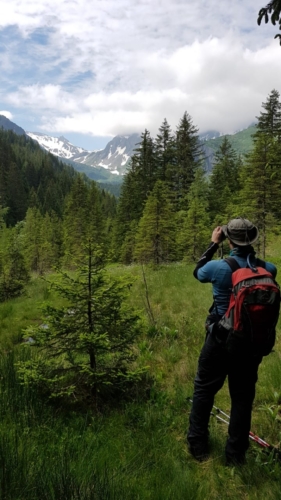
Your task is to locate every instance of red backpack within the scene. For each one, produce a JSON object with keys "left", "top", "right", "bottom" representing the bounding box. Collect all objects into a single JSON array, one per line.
[{"left": 218, "top": 256, "right": 280, "bottom": 356}]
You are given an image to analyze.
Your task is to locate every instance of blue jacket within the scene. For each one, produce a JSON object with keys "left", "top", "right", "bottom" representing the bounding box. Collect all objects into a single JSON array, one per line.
[{"left": 197, "top": 247, "right": 277, "bottom": 317}]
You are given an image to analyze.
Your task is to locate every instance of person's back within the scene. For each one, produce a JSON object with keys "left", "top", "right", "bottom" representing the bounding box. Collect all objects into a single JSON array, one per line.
[
  {"left": 196, "top": 246, "right": 277, "bottom": 318},
  {"left": 188, "top": 218, "right": 278, "bottom": 465}
]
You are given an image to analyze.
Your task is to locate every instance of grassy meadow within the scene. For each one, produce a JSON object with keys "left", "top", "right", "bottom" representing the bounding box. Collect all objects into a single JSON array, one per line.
[{"left": 0, "top": 252, "right": 281, "bottom": 499}]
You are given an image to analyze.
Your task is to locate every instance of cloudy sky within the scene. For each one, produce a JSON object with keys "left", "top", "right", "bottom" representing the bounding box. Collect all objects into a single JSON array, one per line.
[{"left": 0, "top": 0, "right": 280, "bottom": 150}]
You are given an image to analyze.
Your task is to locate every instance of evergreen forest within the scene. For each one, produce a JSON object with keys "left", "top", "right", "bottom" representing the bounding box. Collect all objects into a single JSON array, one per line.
[
  {"left": 2, "top": 89, "right": 281, "bottom": 278},
  {"left": 1, "top": 90, "right": 281, "bottom": 499}
]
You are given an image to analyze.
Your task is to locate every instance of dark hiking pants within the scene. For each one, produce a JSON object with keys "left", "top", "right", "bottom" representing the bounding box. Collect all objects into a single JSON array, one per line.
[{"left": 187, "top": 327, "right": 262, "bottom": 462}]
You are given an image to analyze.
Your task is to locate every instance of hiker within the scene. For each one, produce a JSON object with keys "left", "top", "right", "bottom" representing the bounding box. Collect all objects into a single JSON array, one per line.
[{"left": 187, "top": 218, "right": 278, "bottom": 465}]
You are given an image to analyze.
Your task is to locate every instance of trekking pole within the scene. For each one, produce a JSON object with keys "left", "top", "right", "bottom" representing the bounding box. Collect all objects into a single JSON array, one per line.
[
  {"left": 188, "top": 398, "right": 281, "bottom": 458},
  {"left": 212, "top": 404, "right": 272, "bottom": 450}
]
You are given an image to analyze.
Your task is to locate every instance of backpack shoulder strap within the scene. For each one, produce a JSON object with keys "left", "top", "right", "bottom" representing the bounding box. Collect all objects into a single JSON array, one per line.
[
  {"left": 225, "top": 256, "right": 266, "bottom": 274},
  {"left": 224, "top": 257, "right": 240, "bottom": 273},
  {"left": 256, "top": 258, "right": 265, "bottom": 269}
]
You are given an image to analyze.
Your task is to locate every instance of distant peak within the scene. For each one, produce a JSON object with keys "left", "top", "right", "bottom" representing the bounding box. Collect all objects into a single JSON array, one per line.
[{"left": 58, "top": 135, "right": 70, "bottom": 142}]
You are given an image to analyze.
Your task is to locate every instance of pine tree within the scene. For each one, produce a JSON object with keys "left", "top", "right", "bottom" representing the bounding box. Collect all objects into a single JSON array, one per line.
[
  {"left": 113, "top": 132, "right": 157, "bottom": 261},
  {"left": 239, "top": 133, "right": 281, "bottom": 257},
  {"left": 255, "top": 89, "right": 281, "bottom": 140},
  {"left": 171, "top": 112, "right": 203, "bottom": 209},
  {"left": 177, "top": 168, "right": 210, "bottom": 261},
  {"left": 131, "top": 129, "right": 157, "bottom": 200},
  {"left": 18, "top": 245, "right": 145, "bottom": 403},
  {"left": 134, "top": 181, "right": 176, "bottom": 264},
  {"left": 62, "top": 176, "right": 90, "bottom": 266},
  {"left": 87, "top": 182, "right": 106, "bottom": 246},
  {"left": 208, "top": 137, "right": 240, "bottom": 222},
  {"left": 0, "top": 227, "right": 30, "bottom": 302},
  {"left": 155, "top": 118, "right": 176, "bottom": 181},
  {"left": 110, "top": 171, "right": 141, "bottom": 261},
  {"left": 21, "top": 207, "right": 45, "bottom": 273}
]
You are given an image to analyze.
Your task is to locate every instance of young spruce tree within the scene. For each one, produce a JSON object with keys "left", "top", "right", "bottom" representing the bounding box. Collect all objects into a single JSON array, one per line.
[
  {"left": 19, "top": 244, "right": 145, "bottom": 404},
  {"left": 134, "top": 181, "right": 176, "bottom": 264}
]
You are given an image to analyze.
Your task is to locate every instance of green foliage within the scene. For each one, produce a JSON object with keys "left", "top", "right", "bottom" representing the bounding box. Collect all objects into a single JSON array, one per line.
[
  {"left": 208, "top": 137, "right": 241, "bottom": 221},
  {"left": 115, "top": 113, "right": 203, "bottom": 260},
  {"left": 134, "top": 181, "right": 177, "bottom": 264},
  {"left": 155, "top": 118, "right": 176, "bottom": 182},
  {"left": 172, "top": 111, "right": 203, "bottom": 209},
  {"left": 3, "top": 262, "right": 281, "bottom": 498},
  {"left": 21, "top": 207, "right": 63, "bottom": 273},
  {"left": 18, "top": 245, "right": 146, "bottom": 403},
  {"left": 1, "top": 261, "right": 281, "bottom": 497},
  {"left": 0, "top": 226, "right": 30, "bottom": 302},
  {"left": 204, "top": 125, "right": 256, "bottom": 158},
  {"left": 255, "top": 89, "right": 281, "bottom": 139},
  {"left": 62, "top": 176, "right": 113, "bottom": 267},
  {"left": 177, "top": 169, "right": 211, "bottom": 261},
  {"left": 258, "top": 1, "right": 281, "bottom": 43},
  {"left": 239, "top": 130, "right": 281, "bottom": 257},
  {"left": 0, "top": 129, "right": 78, "bottom": 225}
]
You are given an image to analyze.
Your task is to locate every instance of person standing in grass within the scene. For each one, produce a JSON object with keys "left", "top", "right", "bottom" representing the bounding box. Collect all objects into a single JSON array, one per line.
[{"left": 187, "top": 218, "right": 277, "bottom": 465}]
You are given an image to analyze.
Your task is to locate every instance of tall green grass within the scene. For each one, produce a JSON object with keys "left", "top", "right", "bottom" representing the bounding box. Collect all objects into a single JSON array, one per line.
[{"left": 0, "top": 263, "right": 280, "bottom": 499}]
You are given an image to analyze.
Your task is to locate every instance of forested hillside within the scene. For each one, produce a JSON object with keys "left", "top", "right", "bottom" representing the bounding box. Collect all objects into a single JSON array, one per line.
[
  {"left": 1, "top": 89, "right": 281, "bottom": 297},
  {"left": 114, "top": 91, "right": 281, "bottom": 264},
  {"left": 0, "top": 130, "right": 79, "bottom": 225},
  {"left": 0, "top": 129, "right": 117, "bottom": 297}
]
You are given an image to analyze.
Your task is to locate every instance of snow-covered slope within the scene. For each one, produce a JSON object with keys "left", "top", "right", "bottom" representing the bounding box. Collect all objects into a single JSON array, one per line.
[
  {"left": 26, "top": 132, "right": 91, "bottom": 161},
  {"left": 83, "top": 134, "right": 140, "bottom": 175},
  {"left": 27, "top": 132, "right": 141, "bottom": 176}
]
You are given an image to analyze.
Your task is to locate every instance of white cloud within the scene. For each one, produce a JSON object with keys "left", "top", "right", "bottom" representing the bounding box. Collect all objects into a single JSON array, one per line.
[
  {"left": 6, "top": 34, "right": 281, "bottom": 136},
  {"left": 1, "top": 0, "right": 281, "bottom": 138},
  {"left": 0, "top": 110, "right": 13, "bottom": 120}
]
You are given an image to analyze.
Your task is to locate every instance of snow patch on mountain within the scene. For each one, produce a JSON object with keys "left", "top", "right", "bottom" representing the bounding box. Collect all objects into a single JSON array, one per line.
[
  {"left": 26, "top": 132, "right": 92, "bottom": 159},
  {"left": 26, "top": 131, "right": 141, "bottom": 176}
]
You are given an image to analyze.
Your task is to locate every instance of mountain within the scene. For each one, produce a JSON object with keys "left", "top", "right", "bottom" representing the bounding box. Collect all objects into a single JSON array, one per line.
[
  {"left": 201, "top": 125, "right": 256, "bottom": 172},
  {"left": 27, "top": 126, "right": 257, "bottom": 178},
  {"left": 82, "top": 133, "right": 141, "bottom": 175},
  {"left": 203, "top": 125, "right": 256, "bottom": 156},
  {"left": 26, "top": 132, "right": 91, "bottom": 161},
  {"left": 0, "top": 115, "right": 26, "bottom": 136},
  {"left": 0, "top": 127, "right": 80, "bottom": 226},
  {"left": 27, "top": 132, "right": 141, "bottom": 178},
  {"left": 199, "top": 130, "right": 221, "bottom": 141},
  {"left": 3, "top": 114, "right": 257, "bottom": 183}
]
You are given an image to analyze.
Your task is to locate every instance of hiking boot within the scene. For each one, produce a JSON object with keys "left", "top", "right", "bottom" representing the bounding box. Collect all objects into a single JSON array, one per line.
[
  {"left": 188, "top": 441, "right": 209, "bottom": 462},
  {"left": 225, "top": 454, "right": 245, "bottom": 466}
]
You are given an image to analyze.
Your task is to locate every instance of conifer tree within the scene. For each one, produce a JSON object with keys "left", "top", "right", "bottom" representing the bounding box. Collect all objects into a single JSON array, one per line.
[
  {"left": 18, "top": 245, "right": 145, "bottom": 403},
  {"left": 177, "top": 168, "right": 210, "bottom": 261},
  {"left": 171, "top": 112, "right": 203, "bottom": 209},
  {"left": 62, "top": 176, "right": 90, "bottom": 266},
  {"left": 131, "top": 129, "right": 157, "bottom": 200},
  {"left": 0, "top": 226, "right": 30, "bottom": 302},
  {"left": 134, "top": 181, "right": 176, "bottom": 264},
  {"left": 239, "top": 133, "right": 281, "bottom": 257},
  {"left": 21, "top": 207, "right": 45, "bottom": 273},
  {"left": 255, "top": 89, "right": 281, "bottom": 140},
  {"left": 110, "top": 170, "right": 141, "bottom": 261},
  {"left": 208, "top": 137, "right": 240, "bottom": 222},
  {"left": 119, "top": 220, "right": 139, "bottom": 265},
  {"left": 88, "top": 182, "right": 106, "bottom": 246},
  {"left": 41, "top": 212, "right": 63, "bottom": 270},
  {"left": 155, "top": 118, "right": 176, "bottom": 181},
  {"left": 239, "top": 91, "right": 281, "bottom": 256},
  {"left": 113, "top": 131, "right": 157, "bottom": 261}
]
